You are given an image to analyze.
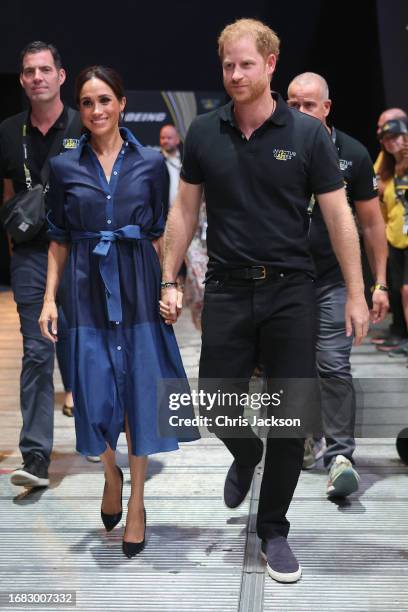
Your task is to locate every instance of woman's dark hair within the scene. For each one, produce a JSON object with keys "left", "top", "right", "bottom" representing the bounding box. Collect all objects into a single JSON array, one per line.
[{"left": 75, "top": 65, "right": 125, "bottom": 105}]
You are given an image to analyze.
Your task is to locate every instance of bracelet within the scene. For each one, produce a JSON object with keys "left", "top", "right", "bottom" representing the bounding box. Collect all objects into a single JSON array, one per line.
[
  {"left": 371, "top": 283, "right": 388, "bottom": 293},
  {"left": 160, "top": 281, "right": 178, "bottom": 289}
]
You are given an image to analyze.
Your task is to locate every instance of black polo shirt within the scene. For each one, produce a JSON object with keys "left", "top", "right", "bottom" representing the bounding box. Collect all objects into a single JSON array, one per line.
[
  {"left": 310, "top": 127, "right": 378, "bottom": 285},
  {"left": 181, "top": 93, "right": 344, "bottom": 275},
  {"left": 0, "top": 105, "right": 82, "bottom": 248}
]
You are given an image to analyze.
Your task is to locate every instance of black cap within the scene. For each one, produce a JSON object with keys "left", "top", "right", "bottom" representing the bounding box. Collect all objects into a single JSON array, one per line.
[{"left": 378, "top": 118, "right": 408, "bottom": 140}]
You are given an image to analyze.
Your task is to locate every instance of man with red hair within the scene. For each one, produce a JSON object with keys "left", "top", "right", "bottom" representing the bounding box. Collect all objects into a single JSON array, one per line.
[{"left": 161, "top": 18, "right": 369, "bottom": 583}]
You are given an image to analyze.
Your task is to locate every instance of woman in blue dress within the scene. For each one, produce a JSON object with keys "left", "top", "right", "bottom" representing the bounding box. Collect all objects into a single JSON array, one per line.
[{"left": 39, "top": 66, "right": 198, "bottom": 558}]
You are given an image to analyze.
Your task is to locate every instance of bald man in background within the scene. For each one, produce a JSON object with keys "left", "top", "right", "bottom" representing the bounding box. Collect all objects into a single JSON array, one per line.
[
  {"left": 160, "top": 124, "right": 182, "bottom": 214},
  {"left": 287, "top": 72, "right": 389, "bottom": 497}
]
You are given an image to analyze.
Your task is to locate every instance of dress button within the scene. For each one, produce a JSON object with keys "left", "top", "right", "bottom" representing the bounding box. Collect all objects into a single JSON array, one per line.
[
  {"left": 121, "top": 150, "right": 125, "bottom": 154},
  {"left": 106, "top": 195, "right": 111, "bottom": 200},
  {"left": 115, "top": 321, "right": 120, "bottom": 325},
  {"left": 117, "top": 345, "right": 122, "bottom": 351},
  {"left": 107, "top": 219, "right": 112, "bottom": 224},
  {"left": 113, "top": 171, "right": 118, "bottom": 175},
  {"left": 280, "top": 273, "right": 285, "bottom": 277}
]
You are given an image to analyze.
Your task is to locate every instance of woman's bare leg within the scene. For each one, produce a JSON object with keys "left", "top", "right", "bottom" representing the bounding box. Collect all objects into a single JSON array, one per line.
[
  {"left": 64, "top": 390, "right": 74, "bottom": 409},
  {"left": 100, "top": 444, "right": 122, "bottom": 515},
  {"left": 124, "top": 415, "right": 147, "bottom": 542}
]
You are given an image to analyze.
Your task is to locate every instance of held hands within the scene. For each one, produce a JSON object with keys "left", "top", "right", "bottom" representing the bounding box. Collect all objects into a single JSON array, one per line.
[
  {"left": 370, "top": 288, "right": 389, "bottom": 324},
  {"left": 159, "top": 286, "right": 183, "bottom": 325},
  {"left": 345, "top": 294, "right": 370, "bottom": 345},
  {"left": 38, "top": 300, "right": 58, "bottom": 343}
]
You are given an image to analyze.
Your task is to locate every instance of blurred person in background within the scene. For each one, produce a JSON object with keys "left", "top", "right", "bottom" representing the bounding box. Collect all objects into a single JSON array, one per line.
[
  {"left": 287, "top": 72, "right": 388, "bottom": 496},
  {"left": 373, "top": 108, "right": 408, "bottom": 351},
  {"left": 376, "top": 119, "right": 408, "bottom": 359}
]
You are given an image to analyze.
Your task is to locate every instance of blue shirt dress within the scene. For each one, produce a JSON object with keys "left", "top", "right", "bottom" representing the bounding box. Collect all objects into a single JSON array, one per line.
[{"left": 47, "top": 128, "right": 199, "bottom": 456}]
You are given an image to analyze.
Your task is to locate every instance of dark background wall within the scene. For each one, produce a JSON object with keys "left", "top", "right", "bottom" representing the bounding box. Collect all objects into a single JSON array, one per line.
[
  {"left": 1, "top": 0, "right": 406, "bottom": 285},
  {"left": 376, "top": 0, "right": 408, "bottom": 110},
  {"left": 1, "top": 0, "right": 406, "bottom": 157}
]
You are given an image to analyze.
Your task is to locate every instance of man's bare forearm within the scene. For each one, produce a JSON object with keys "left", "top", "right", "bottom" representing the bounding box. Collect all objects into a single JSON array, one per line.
[
  {"left": 361, "top": 225, "right": 388, "bottom": 284},
  {"left": 318, "top": 189, "right": 364, "bottom": 296},
  {"left": 355, "top": 199, "right": 388, "bottom": 284},
  {"left": 162, "top": 181, "right": 202, "bottom": 281}
]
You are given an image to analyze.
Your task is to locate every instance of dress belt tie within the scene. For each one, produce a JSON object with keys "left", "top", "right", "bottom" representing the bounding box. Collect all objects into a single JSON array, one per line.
[{"left": 71, "top": 225, "right": 146, "bottom": 323}]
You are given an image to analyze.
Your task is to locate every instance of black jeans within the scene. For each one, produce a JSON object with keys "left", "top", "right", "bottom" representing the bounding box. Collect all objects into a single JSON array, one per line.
[{"left": 199, "top": 272, "right": 317, "bottom": 540}]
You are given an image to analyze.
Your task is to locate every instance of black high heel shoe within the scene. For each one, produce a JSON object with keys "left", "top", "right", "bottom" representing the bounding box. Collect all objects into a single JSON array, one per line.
[
  {"left": 122, "top": 508, "right": 146, "bottom": 558},
  {"left": 101, "top": 466, "right": 123, "bottom": 532}
]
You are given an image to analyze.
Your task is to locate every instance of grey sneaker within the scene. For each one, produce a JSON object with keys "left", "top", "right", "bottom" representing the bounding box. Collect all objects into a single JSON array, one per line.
[
  {"left": 327, "top": 455, "right": 360, "bottom": 497},
  {"left": 261, "top": 537, "right": 302, "bottom": 583}
]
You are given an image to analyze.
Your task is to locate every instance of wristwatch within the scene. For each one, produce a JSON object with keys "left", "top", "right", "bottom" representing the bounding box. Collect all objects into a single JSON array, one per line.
[{"left": 371, "top": 283, "right": 388, "bottom": 293}]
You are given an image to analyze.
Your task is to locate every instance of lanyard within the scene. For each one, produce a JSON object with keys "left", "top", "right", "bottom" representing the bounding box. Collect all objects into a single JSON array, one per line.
[
  {"left": 22, "top": 123, "right": 34, "bottom": 191},
  {"left": 21, "top": 111, "right": 69, "bottom": 192},
  {"left": 395, "top": 173, "right": 408, "bottom": 234}
]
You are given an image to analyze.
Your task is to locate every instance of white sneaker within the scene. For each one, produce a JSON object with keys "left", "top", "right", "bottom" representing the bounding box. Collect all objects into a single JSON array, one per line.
[
  {"left": 86, "top": 455, "right": 101, "bottom": 463},
  {"left": 327, "top": 455, "right": 360, "bottom": 497}
]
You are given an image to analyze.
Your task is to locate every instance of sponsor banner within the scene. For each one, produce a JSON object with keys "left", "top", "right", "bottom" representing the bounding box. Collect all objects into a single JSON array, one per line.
[{"left": 123, "top": 90, "right": 224, "bottom": 148}]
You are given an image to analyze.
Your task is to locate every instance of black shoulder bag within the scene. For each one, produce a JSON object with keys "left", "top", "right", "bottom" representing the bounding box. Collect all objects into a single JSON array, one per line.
[{"left": 0, "top": 108, "right": 76, "bottom": 244}]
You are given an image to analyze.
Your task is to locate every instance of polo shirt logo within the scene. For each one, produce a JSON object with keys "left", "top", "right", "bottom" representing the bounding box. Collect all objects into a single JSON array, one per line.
[
  {"left": 339, "top": 158, "right": 352, "bottom": 171},
  {"left": 273, "top": 149, "right": 296, "bottom": 161},
  {"left": 63, "top": 138, "right": 80, "bottom": 149}
]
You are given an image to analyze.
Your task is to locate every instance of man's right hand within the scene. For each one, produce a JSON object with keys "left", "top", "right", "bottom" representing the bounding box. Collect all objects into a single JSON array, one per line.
[{"left": 159, "top": 287, "right": 183, "bottom": 325}]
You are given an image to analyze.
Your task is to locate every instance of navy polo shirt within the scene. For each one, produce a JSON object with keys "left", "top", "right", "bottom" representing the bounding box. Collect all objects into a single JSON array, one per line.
[
  {"left": 181, "top": 92, "right": 344, "bottom": 275},
  {"left": 0, "top": 105, "right": 82, "bottom": 249}
]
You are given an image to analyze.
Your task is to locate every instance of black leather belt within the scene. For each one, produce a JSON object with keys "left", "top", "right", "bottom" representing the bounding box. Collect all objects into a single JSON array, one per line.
[{"left": 210, "top": 266, "right": 286, "bottom": 281}]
